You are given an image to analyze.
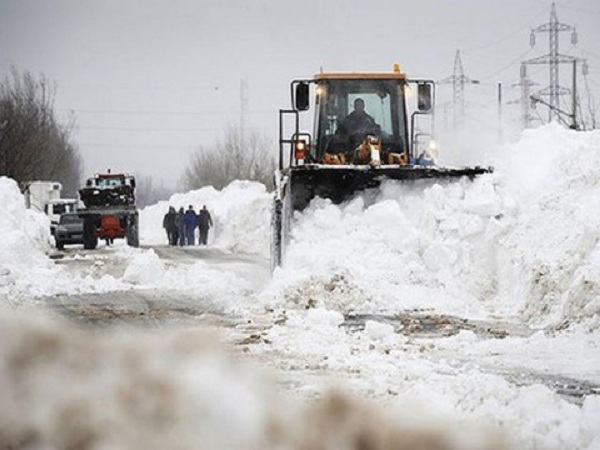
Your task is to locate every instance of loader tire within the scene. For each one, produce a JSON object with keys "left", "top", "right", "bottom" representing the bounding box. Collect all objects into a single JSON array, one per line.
[
  {"left": 126, "top": 213, "right": 140, "bottom": 248},
  {"left": 83, "top": 217, "right": 98, "bottom": 250}
]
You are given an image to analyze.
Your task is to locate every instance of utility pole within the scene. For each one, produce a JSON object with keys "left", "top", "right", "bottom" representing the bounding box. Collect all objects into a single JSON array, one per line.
[
  {"left": 439, "top": 50, "right": 479, "bottom": 130},
  {"left": 524, "top": 2, "right": 583, "bottom": 124},
  {"left": 497, "top": 82, "right": 503, "bottom": 143},
  {"left": 571, "top": 60, "right": 577, "bottom": 129}
]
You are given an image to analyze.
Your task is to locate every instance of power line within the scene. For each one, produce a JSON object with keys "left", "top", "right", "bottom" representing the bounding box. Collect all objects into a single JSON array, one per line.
[
  {"left": 554, "top": 3, "right": 600, "bottom": 17},
  {"left": 78, "top": 143, "right": 198, "bottom": 150},
  {"left": 77, "top": 126, "right": 218, "bottom": 132},
  {"left": 57, "top": 108, "right": 273, "bottom": 116},
  {"left": 577, "top": 48, "right": 600, "bottom": 62},
  {"left": 460, "top": 5, "right": 550, "bottom": 53},
  {"left": 478, "top": 48, "right": 534, "bottom": 82}
]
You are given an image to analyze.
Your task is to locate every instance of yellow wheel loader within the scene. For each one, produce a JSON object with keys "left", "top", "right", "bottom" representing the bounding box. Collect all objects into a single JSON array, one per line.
[{"left": 271, "top": 66, "right": 492, "bottom": 268}]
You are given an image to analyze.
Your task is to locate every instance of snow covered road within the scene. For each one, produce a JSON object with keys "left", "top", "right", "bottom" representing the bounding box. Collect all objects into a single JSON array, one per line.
[{"left": 46, "top": 243, "right": 600, "bottom": 410}]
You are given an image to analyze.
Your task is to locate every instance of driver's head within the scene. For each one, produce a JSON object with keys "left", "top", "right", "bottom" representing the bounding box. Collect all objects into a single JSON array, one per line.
[{"left": 353, "top": 98, "right": 365, "bottom": 112}]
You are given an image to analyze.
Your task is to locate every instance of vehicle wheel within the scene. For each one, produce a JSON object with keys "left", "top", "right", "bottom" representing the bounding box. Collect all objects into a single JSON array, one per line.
[
  {"left": 56, "top": 240, "right": 64, "bottom": 250},
  {"left": 126, "top": 213, "right": 140, "bottom": 248},
  {"left": 83, "top": 217, "right": 98, "bottom": 250}
]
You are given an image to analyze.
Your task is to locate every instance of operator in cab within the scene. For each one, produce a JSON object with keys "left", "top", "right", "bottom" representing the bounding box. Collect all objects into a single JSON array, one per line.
[{"left": 338, "top": 98, "right": 381, "bottom": 147}]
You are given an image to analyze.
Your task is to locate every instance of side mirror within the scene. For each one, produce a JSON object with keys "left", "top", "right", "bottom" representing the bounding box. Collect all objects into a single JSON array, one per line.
[
  {"left": 295, "top": 82, "right": 309, "bottom": 111},
  {"left": 417, "top": 83, "right": 433, "bottom": 112}
]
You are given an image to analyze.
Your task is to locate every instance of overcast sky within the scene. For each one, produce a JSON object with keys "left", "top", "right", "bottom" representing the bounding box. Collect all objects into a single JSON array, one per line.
[{"left": 1, "top": 0, "right": 599, "bottom": 187}]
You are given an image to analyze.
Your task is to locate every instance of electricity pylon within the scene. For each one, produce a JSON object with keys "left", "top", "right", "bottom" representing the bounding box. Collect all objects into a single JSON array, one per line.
[
  {"left": 439, "top": 50, "right": 479, "bottom": 130},
  {"left": 524, "top": 2, "right": 585, "bottom": 124}
]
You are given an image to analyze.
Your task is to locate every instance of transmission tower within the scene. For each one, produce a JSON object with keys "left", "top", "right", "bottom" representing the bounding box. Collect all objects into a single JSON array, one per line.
[
  {"left": 516, "top": 63, "right": 537, "bottom": 129},
  {"left": 439, "top": 50, "right": 479, "bottom": 129},
  {"left": 525, "top": 2, "right": 581, "bottom": 123}
]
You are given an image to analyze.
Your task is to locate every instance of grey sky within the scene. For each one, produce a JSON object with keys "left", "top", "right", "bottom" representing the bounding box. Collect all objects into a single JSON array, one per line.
[{"left": 1, "top": 0, "right": 599, "bottom": 187}]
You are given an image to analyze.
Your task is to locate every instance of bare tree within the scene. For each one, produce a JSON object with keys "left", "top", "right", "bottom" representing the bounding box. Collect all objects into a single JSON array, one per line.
[
  {"left": 181, "top": 124, "right": 275, "bottom": 191},
  {"left": 0, "top": 67, "right": 82, "bottom": 192},
  {"left": 135, "top": 174, "right": 175, "bottom": 208}
]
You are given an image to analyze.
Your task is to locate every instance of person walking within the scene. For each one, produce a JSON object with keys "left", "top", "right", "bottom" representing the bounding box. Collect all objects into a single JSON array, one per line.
[
  {"left": 162, "top": 206, "right": 177, "bottom": 245},
  {"left": 176, "top": 207, "right": 185, "bottom": 246},
  {"left": 183, "top": 205, "right": 198, "bottom": 246},
  {"left": 198, "top": 205, "right": 213, "bottom": 245}
]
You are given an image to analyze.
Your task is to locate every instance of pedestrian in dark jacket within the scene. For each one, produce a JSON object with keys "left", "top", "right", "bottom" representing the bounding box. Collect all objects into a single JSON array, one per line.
[
  {"left": 183, "top": 205, "right": 198, "bottom": 246},
  {"left": 198, "top": 205, "right": 213, "bottom": 245},
  {"left": 176, "top": 207, "right": 185, "bottom": 246},
  {"left": 162, "top": 206, "right": 177, "bottom": 245}
]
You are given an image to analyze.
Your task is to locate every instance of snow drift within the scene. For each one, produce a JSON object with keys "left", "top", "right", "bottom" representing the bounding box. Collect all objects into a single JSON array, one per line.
[
  {"left": 0, "top": 312, "right": 506, "bottom": 450},
  {"left": 262, "top": 124, "right": 600, "bottom": 331}
]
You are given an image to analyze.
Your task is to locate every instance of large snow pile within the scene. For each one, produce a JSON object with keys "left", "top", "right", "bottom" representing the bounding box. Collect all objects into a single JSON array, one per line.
[
  {"left": 495, "top": 124, "right": 600, "bottom": 331},
  {"left": 140, "top": 181, "right": 272, "bottom": 256},
  {"left": 0, "top": 177, "right": 52, "bottom": 272},
  {"left": 262, "top": 124, "right": 600, "bottom": 331},
  {"left": 0, "top": 312, "right": 505, "bottom": 450},
  {"left": 0, "top": 177, "right": 66, "bottom": 301}
]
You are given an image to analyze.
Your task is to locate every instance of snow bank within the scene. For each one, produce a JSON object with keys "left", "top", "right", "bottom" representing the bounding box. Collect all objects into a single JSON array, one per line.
[
  {"left": 0, "top": 177, "right": 70, "bottom": 303},
  {"left": 0, "top": 313, "right": 280, "bottom": 449},
  {"left": 0, "top": 177, "right": 52, "bottom": 274},
  {"left": 139, "top": 181, "right": 272, "bottom": 256},
  {"left": 262, "top": 175, "right": 507, "bottom": 319},
  {"left": 0, "top": 312, "right": 505, "bottom": 450},
  {"left": 496, "top": 124, "right": 600, "bottom": 330},
  {"left": 262, "top": 124, "right": 600, "bottom": 331}
]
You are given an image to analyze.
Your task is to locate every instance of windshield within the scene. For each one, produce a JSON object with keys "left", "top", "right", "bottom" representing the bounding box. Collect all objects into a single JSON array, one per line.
[
  {"left": 314, "top": 79, "right": 407, "bottom": 161},
  {"left": 60, "top": 214, "right": 82, "bottom": 225},
  {"left": 52, "top": 203, "right": 77, "bottom": 215}
]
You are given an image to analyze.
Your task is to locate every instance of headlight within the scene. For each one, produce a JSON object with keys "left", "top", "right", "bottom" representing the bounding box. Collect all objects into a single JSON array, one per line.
[{"left": 428, "top": 140, "right": 440, "bottom": 158}]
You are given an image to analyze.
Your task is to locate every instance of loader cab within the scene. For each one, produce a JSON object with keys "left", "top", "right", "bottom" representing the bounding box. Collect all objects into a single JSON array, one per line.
[
  {"left": 279, "top": 68, "right": 435, "bottom": 171},
  {"left": 312, "top": 76, "right": 409, "bottom": 162}
]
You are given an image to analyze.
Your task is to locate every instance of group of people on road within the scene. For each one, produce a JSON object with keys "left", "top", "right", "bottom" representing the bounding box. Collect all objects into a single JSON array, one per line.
[{"left": 163, "top": 205, "right": 213, "bottom": 246}]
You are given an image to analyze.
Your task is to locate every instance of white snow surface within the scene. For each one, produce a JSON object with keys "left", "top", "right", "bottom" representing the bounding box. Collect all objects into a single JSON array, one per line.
[
  {"left": 263, "top": 123, "right": 600, "bottom": 332},
  {"left": 139, "top": 180, "right": 272, "bottom": 255},
  {"left": 1, "top": 124, "right": 600, "bottom": 449}
]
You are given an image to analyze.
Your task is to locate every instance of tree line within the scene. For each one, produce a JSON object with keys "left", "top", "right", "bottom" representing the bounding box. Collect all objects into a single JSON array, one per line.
[
  {"left": 0, "top": 66, "right": 276, "bottom": 202},
  {"left": 181, "top": 124, "right": 275, "bottom": 191},
  {"left": 0, "top": 68, "right": 82, "bottom": 196}
]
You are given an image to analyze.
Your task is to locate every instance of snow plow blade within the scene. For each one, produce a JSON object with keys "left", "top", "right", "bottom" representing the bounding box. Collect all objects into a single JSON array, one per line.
[{"left": 287, "top": 164, "right": 493, "bottom": 211}]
